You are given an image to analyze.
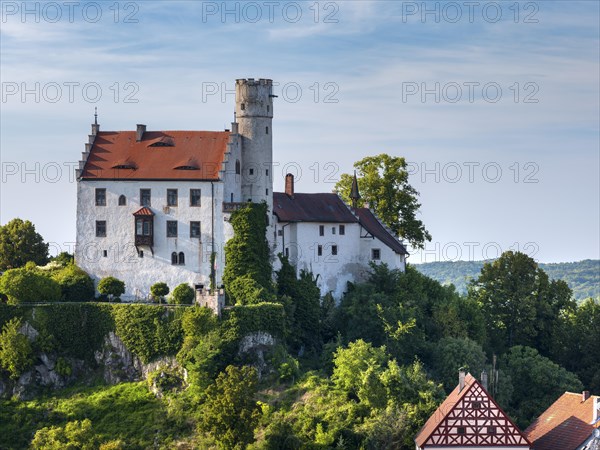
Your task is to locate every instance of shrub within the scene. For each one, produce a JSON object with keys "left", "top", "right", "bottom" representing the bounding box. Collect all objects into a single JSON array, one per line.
[
  {"left": 150, "top": 282, "right": 169, "bottom": 303},
  {"left": 170, "top": 284, "right": 194, "bottom": 305},
  {"left": 97, "top": 277, "right": 125, "bottom": 301},
  {"left": 0, "top": 267, "right": 61, "bottom": 304},
  {"left": 227, "top": 274, "right": 274, "bottom": 305},
  {"left": 0, "top": 317, "right": 33, "bottom": 379},
  {"left": 52, "top": 265, "right": 95, "bottom": 302}
]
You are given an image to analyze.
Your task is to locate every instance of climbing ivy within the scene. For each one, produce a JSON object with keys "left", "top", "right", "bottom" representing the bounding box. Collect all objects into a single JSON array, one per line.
[{"left": 223, "top": 202, "right": 273, "bottom": 304}]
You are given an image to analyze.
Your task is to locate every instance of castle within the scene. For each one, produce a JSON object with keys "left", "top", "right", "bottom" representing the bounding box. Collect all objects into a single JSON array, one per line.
[{"left": 75, "top": 78, "right": 408, "bottom": 303}]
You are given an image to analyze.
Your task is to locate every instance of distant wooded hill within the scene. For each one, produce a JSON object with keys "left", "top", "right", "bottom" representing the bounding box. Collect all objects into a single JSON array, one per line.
[{"left": 413, "top": 259, "right": 600, "bottom": 303}]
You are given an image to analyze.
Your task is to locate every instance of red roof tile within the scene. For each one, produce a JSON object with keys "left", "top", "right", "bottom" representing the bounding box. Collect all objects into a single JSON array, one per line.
[
  {"left": 354, "top": 208, "right": 408, "bottom": 255},
  {"left": 133, "top": 207, "right": 154, "bottom": 216},
  {"left": 80, "top": 130, "right": 230, "bottom": 180},
  {"left": 525, "top": 392, "right": 600, "bottom": 450},
  {"left": 273, "top": 192, "right": 358, "bottom": 223}
]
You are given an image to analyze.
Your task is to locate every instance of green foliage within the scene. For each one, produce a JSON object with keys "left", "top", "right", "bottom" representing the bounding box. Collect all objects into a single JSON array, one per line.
[
  {"left": 51, "top": 265, "right": 95, "bottom": 302},
  {"left": 50, "top": 251, "right": 74, "bottom": 266},
  {"left": 470, "top": 251, "right": 576, "bottom": 355},
  {"left": 335, "top": 154, "right": 431, "bottom": 248},
  {"left": 228, "top": 274, "right": 274, "bottom": 305},
  {"left": 332, "top": 340, "right": 388, "bottom": 397},
  {"left": 223, "top": 202, "right": 273, "bottom": 303},
  {"left": 501, "top": 345, "right": 583, "bottom": 428},
  {"left": 97, "top": 277, "right": 125, "bottom": 301},
  {"left": 0, "top": 317, "right": 33, "bottom": 379},
  {"left": 30, "top": 419, "right": 99, "bottom": 450},
  {"left": 112, "top": 305, "right": 183, "bottom": 363},
  {"left": 0, "top": 267, "right": 61, "bottom": 304},
  {"left": 170, "top": 283, "right": 194, "bottom": 305},
  {"left": 431, "top": 337, "right": 487, "bottom": 393},
  {"left": 414, "top": 259, "right": 600, "bottom": 304},
  {"left": 150, "top": 282, "right": 169, "bottom": 303},
  {"left": 0, "top": 218, "right": 49, "bottom": 271},
  {"left": 198, "top": 365, "right": 260, "bottom": 449},
  {"left": 223, "top": 303, "right": 286, "bottom": 340}
]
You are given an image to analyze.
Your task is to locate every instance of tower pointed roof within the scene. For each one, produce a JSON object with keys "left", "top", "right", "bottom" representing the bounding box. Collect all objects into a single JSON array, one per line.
[{"left": 350, "top": 171, "right": 361, "bottom": 208}]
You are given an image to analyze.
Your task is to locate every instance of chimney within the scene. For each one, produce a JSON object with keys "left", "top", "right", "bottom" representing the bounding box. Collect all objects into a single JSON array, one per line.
[
  {"left": 285, "top": 173, "right": 294, "bottom": 198},
  {"left": 136, "top": 124, "right": 146, "bottom": 142},
  {"left": 459, "top": 370, "right": 466, "bottom": 392},
  {"left": 583, "top": 391, "right": 591, "bottom": 402}
]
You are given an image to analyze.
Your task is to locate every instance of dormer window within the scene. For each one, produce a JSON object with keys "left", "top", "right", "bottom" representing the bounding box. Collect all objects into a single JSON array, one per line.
[
  {"left": 112, "top": 164, "right": 136, "bottom": 169},
  {"left": 174, "top": 165, "right": 199, "bottom": 170},
  {"left": 148, "top": 136, "right": 175, "bottom": 147}
]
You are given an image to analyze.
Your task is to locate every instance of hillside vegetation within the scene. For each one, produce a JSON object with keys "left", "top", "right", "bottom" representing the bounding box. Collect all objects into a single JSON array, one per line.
[{"left": 414, "top": 259, "right": 599, "bottom": 302}]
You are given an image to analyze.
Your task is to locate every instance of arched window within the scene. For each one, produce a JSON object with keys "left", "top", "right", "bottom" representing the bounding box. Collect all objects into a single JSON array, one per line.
[
  {"left": 171, "top": 252, "right": 178, "bottom": 265},
  {"left": 235, "top": 159, "right": 241, "bottom": 175},
  {"left": 178, "top": 252, "right": 185, "bottom": 265},
  {"left": 118, "top": 195, "right": 126, "bottom": 206}
]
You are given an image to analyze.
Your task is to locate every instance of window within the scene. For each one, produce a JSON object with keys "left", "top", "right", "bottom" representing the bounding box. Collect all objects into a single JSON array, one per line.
[
  {"left": 166, "top": 221, "right": 178, "bottom": 237},
  {"left": 457, "top": 427, "right": 466, "bottom": 435},
  {"left": 241, "top": 103, "right": 245, "bottom": 110},
  {"left": 235, "top": 160, "right": 241, "bottom": 175},
  {"left": 96, "top": 220, "right": 106, "bottom": 237},
  {"left": 167, "top": 189, "right": 178, "bottom": 206},
  {"left": 371, "top": 249, "right": 381, "bottom": 260},
  {"left": 190, "top": 221, "right": 201, "bottom": 238},
  {"left": 95, "top": 188, "right": 106, "bottom": 206},
  {"left": 266, "top": 169, "right": 269, "bottom": 176},
  {"left": 487, "top": 426, "right": 496, "bottom": 435},
  {"left": 171, "top": 252, "right": 178, "bottom": 265},
  {"left": 249, "top": 168, "right": 254, "bottom": 175},
  {"left": 266, "top": 189, "right": 268, "bottom": 195},
  {"left": 472, "top": 401, "right": 482, "bottom": 409},
  {"left": 231, "top": 193, "right": 234, "bottom": 202},
  {"left": 319, "top": 225, "right": 324, "bottom": 236},
  {"left": 118, "top": 195, "right": 126, "bottom": 206},
  {"left": 103, "top": 250, "right": 107, "bottom": 257},
  {"left": 267, "top": 105, "right": 269, "bottom": 112},
  {"left": 190, "top": 189, "right": 201, "bottom": 207},
  {"left": 178, "top": 252, "right": 185, "bottom": 265},
  {"left": 339, "top": 225, "right": 345, "bottom": 235},
  {"left": 140, "top": 189, "right": 151, "bottom": 206},
  {"left": 277, "top": 229, "right": 283, "bottom": 236},
  {"left": 332, "top": 245, "right": 338, "bottom": 256},
  {"left": 136, "top": 218, "right": 152, "bottom": 236},
  {"left": 318, "top": 245, "right": 323, "bottom": 256},
  {"left": 139, "top": 250, "right": 144, "bottom": 258},
  {"left": 285, "top": 248, "right": 289, "bottom": 257},
  {"left": 332, "top": 227, "right": 336, "bottom": 235},
  {"left": 266, "top": 126, "right": 269, "bottom": 134}
]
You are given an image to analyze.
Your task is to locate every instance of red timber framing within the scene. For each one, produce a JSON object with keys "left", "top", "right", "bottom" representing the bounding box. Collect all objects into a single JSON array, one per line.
[{"left": 415, "top": 373, "right": 531, "bottom": 448}]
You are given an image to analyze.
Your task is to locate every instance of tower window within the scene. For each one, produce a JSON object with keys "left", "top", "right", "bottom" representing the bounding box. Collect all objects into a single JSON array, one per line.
[
  {"left": 95, "top": 188, "right": 106, "bottom": 206},
  {"left": 266, "top": 169, "right": 269, "bottom": 176},
  {"left": 96, "top": 221, "right": 106, "bottom": 237},
  {"left": 231, "top": 193, "right": 234, "bottom": 202},
  {"left": 167, "top": 189, "right": 178, "bottom": 206},
  {"left": 235, "top": 160, "right": 241, "bottom": 175},
  {"left": 319, "top": 225, "right": 324, "bottom": 236},
  {"left": 249, "top": 168, "right": 254, "bottom": 175},
  {"left": 267, "top": 105, "right": 269, "bottom": 112},
  {"left": 166, "top": 221, "right": 178, "bottom": 237},
  {"left": 103, "top": 250, "right": 107, "bottom": 258},
  {"left": 285, "top": 248, "right": 289, "bottom": 257},
  {"left": 331, "top": 245, "right": 338, "bottom": 256},
  {"left": 118, "top": 195, "right": 126, "bottom": 206},
  {"left": 266, "top": 126, "right": 269, "bottom": 134},
  {"left": 318, "top": 245, "right": 322, "bottom": 256},
  {"left": 266, "top": 189, "right": 268, "bottom": 195}
]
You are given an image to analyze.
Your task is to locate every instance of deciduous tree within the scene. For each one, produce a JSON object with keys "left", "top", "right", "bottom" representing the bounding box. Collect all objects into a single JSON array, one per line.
[{"left": 0, "top": 218, "right": 49, "bottom": 270}]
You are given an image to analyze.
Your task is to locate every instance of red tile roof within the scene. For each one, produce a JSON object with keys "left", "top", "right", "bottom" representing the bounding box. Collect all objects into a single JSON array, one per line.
[
  {"left": 80, "top": 130, "right": 230, "bottom": 180},
  {"left": 133, "top": 207, "right": 154, "bottom": 216},
  {"left": 525, "top": 392, "right": 600, "bottom": 450},
  {"left": 354, "top": 208, "right": 408, "bottom": 255},
  {"left": 273, "top": 192, "right": 358, "bottom": 223}
]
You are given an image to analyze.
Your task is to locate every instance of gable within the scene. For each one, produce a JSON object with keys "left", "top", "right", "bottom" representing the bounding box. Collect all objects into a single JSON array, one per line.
[{"left": 416, "top": 374, "right": 530, "bottom": 448}]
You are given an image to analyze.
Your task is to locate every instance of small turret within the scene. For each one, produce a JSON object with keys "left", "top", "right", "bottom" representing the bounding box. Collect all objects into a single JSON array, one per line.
[{"left": 350, "top": 171, "right": 361, "bottom": 208}]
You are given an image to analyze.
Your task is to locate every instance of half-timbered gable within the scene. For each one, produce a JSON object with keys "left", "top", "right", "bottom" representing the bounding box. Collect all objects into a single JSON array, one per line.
[{"left": 415, "top": 372, "right": 530, "bottom": 449}]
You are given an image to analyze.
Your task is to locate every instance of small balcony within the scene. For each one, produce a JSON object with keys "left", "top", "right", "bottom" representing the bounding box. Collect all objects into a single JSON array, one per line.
[{"left": 135, "top": 235, "right": 153, "bottom": 246}]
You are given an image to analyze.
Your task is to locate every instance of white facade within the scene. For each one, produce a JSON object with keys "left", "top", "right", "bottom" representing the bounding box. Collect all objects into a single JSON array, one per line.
[{"left": 75, "top": 77, "right": 407, "bottom": 302}]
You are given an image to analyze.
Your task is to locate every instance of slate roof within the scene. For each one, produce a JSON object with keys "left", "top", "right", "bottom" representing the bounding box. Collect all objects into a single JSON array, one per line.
[
  {"left": 80, "top": 130, "right": 230, "bottom": 180},
  {"left": 354, "top": 208, "right": 408, "bottom": 255},
  {"left": 524, "top": 392, "right": 600, "bottom": 450},
  {"left": 272, "top": 192, "right": 358, "bottom": 223}
]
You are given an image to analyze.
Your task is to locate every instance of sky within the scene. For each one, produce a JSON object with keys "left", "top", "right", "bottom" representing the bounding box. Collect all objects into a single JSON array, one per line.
[{"left": 0, "top": 0, "right": 599, "bottom": 264}]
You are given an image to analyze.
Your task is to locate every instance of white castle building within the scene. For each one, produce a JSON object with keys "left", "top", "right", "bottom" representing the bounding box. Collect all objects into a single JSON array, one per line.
[{"left": 75, "top": 78, "right": 407, "bottom": 302}]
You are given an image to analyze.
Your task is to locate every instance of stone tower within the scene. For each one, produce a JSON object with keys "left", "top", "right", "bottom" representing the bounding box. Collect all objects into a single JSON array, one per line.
[{"left": 236, "top": 78, "right": 274, "bottom": 213}]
